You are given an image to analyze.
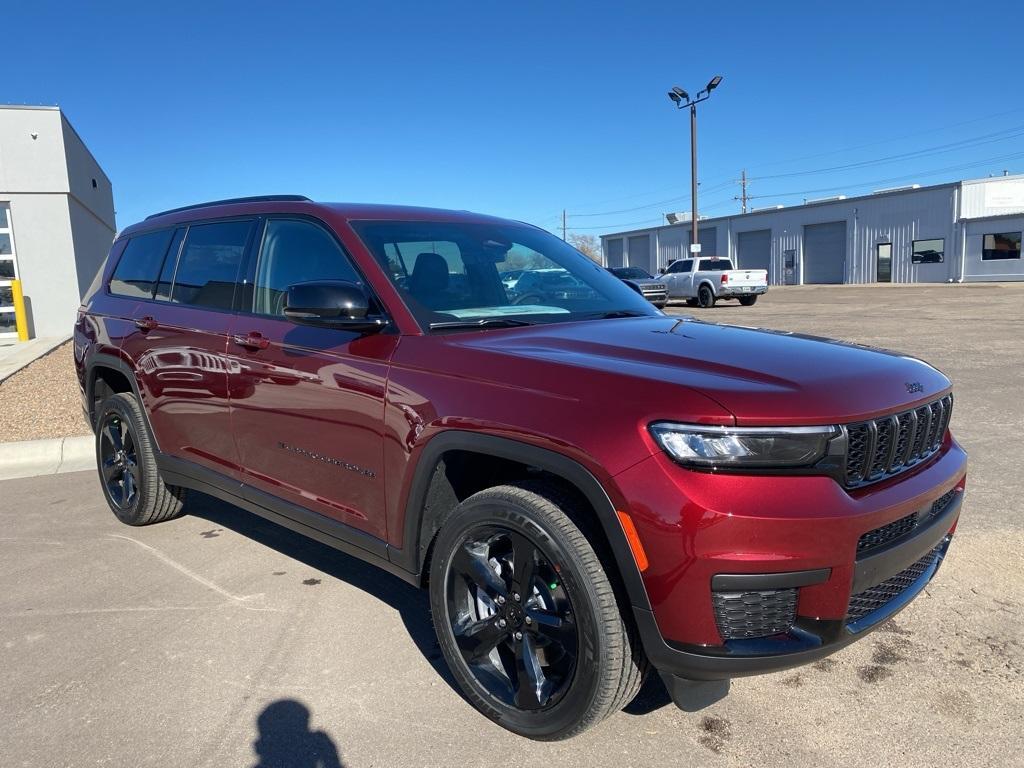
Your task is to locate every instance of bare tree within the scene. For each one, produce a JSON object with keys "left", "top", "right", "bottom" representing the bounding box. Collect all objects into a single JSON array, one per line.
[{"left": 568, "top": 233, "right": 602, "bottom": 263}]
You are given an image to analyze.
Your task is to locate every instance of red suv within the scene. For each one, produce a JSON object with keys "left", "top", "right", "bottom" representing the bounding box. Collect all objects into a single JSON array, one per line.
[{"left": 75, "top": 196, "right": 967, "bottom": 740}]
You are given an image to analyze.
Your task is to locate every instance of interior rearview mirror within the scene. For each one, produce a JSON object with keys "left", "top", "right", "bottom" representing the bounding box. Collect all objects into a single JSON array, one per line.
[{"left": 284, "top": 280, "right": 387, "bottom": 332}]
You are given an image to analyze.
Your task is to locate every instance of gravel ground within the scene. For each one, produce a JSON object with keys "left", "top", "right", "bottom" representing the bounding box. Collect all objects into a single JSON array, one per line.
[{"left": 0, "top": 341, "right": 91, "bottom": 442}]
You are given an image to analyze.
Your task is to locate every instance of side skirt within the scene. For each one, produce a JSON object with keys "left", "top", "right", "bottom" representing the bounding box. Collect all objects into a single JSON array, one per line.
[{"left": 156, "top": 454, "right": 420, "bottom": 587}]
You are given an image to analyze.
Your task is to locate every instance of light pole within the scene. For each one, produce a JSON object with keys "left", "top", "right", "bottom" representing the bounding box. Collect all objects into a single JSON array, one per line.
[{"left": 668, "top": 75, "right": 722, "bottom": 256}]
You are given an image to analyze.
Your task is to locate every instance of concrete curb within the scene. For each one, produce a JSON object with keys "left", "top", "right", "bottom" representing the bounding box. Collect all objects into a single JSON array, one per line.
[
  {"left": 0, "top": 335, "right": 72, "bottom": 383},
  {"left": 0, "top": 434, "right": 95, "bottom": 481}
]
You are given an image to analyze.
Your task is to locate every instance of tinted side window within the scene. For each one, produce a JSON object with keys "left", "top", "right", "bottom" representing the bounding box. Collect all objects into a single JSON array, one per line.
[
  {"left": 252, "top": 219, "right": 361, "bottom": 316},
  {"left": 154, "top": 228, "right": 185, "bottom": 301},
  {"left": 109, "top": 229, "right": 174, "bottom": 298},
  {"left": 679, "top": 259, "right": 694, "bottom": 273},
  {"left": 170, "top": 220, "right": 253, "bottom": 309}
]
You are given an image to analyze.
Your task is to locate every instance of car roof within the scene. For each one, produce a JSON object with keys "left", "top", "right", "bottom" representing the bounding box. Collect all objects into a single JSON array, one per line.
[{"left": 118, "top": 197, "right": 534, "bottom": 240}]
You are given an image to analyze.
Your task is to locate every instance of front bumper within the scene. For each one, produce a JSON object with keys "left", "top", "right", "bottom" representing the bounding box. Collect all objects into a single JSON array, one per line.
[{"left": 613, "top": 436, "right": 967, "bottom": 679}]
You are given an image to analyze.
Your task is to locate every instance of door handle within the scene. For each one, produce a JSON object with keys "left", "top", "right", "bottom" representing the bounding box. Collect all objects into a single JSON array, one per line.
[
  {"left": 135, "top": 316, "right": 158, "bottom": 331},
  {"left": 232, "top": 332, "right": 270, "bottom": 351}
]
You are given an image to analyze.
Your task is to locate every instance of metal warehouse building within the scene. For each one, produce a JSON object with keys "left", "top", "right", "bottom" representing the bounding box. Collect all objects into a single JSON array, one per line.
[{"left": 600, "top": 175, "right": 1024, "bottom": 284}]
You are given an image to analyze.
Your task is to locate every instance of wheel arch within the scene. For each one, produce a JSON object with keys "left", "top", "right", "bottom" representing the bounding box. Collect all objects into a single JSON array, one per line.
[
  {"left": 86, "top": 353, "right": 161, "bottom": 451},
  {"left": 697, "top": 279, "right": 718, "bottom": 297},
  {"left": 392, "top": 430, "right": 652, "bottom": 613}
]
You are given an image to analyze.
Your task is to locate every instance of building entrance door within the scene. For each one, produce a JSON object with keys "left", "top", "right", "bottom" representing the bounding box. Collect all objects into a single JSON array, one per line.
[
  {"left": 877, "top": 243, "right": 892, "bottom": 283},
  {"left": 0, "top": 205, "right": 19, "bottom": 338}
]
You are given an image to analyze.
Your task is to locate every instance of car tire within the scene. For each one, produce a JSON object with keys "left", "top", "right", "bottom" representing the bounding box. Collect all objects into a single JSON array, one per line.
[
  {"left": 738, "top": 295, "right": 758, "bottom": 306},
  {"left": 95, "top": 392, "right": 187, "bottom": 526},
  {"left": 697, "top": 284, "right": 716, "bottom": 308},
  {"left": 429, "top": 481, "right": 648, "bottom": 740}
]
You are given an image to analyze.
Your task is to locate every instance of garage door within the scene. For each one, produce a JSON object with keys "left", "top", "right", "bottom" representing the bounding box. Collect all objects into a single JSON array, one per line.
[
  {"left": 803, "top": 221, "right": 847, "bottom": 284},
  {"left": 627, "top": 235, "right": 651, "bottom": 272},
  {"left": 736, "top": 229, "right": 771, "bottom": 275},
  {"left": 606, "top": 238, "right": 624, "bottom": 267}
]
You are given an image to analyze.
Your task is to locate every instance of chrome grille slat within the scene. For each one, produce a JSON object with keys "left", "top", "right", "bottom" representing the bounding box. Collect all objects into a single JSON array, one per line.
[{"left": 843, "top": 395, "right": 952, "bottom": 489}]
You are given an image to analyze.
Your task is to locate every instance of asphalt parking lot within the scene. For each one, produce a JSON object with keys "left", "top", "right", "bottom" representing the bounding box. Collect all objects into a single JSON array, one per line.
[{"left": 1, "top": 284, "right": 1021, "bottom": 767}]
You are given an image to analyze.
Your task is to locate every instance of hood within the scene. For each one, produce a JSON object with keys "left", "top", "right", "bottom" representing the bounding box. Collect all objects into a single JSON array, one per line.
[{"left": 451, "top": 316, "right": 951, "bottom": 425}]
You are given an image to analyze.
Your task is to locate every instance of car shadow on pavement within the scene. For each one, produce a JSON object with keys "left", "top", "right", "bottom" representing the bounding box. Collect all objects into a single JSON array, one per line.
[
  {"left": 183, "top": 491, "right": 458, "bottom": 692},
  {"left": 252, "top": 699, "right": 344, "bottom": 768}
]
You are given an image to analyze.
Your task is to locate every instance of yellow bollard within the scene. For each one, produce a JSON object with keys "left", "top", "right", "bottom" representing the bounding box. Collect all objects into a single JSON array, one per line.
[{"left": 11, "top": 279, "right": 29, "bottom": 341}]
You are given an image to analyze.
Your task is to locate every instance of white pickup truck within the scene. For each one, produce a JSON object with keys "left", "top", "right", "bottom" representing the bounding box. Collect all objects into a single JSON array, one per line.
[{"left": 660, "top": 257, "right": 768, "bottom": 308}]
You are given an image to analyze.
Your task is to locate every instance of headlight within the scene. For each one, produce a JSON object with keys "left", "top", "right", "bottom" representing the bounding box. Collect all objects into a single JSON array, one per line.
[{"left": 650, "top": 422, "right": 838, "bottom": 469}]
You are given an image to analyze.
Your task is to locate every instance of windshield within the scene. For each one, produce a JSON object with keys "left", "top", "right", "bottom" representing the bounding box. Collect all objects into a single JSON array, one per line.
[
  {"left": 611, "top": 267, "right": 653, "bottom": 280},
  {"left": 351, "top": 220, "right": 659, "bottom": 330}
]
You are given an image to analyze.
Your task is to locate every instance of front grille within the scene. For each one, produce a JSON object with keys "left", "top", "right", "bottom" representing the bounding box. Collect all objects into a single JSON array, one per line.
[
  {"left": 712, "top": 588, "right": 797, "bottom": 640},
  {"left": 929, "top": 488, "right": 957, "bottom": 520},
  {"left": 846, "top": 544, "right": 943, "bottom": 624},
  {"left": 856, "top": 487, "right": 960, "bottom": 555},
  {"left": 857, "top": 512, "right": 917, "bottom": 553},
  {"left": 844, "top": 394, "right": 953, "bottom": 488}
]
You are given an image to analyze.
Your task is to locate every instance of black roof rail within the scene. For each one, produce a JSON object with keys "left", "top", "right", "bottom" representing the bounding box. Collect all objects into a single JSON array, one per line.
[{"left": 145, "top": 195, "right": 312, "bottom": 220}]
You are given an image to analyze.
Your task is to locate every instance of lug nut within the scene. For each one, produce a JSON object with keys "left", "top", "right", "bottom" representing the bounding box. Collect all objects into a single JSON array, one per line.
[
  {"left": 498, "top": 619, "right": 507, "bottom": 628},
  {"left": 513, "top": 592, "right": 521, "bottom": 602},
  {"left": 514, "top": 631, "right": 523, "bottom": 640},
  {"left": 524, "top": 616, "right": 532, "bottom": 625},
  {"left": 496, "top": 595, "right": 506, "bottom": 605}
]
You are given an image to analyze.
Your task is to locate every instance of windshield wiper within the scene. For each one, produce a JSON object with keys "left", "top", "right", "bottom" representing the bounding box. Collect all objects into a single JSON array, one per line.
[
  {"left": 429, "top": 318, "right": 538, "bottom": 331},
  {"left": 582, "top": 309, "right": 651, "bottom": 320}
]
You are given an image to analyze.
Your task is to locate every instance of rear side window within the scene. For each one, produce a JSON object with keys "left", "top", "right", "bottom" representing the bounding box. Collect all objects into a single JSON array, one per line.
[
  {"left": 251, "top": 219, "right": 361, "bottom": 316},
  {"left": 169, "top": 220, "right": 254, "bottom": 309},
  {"left": 109, "top": 229, "right": 174, "bottom": 298}
]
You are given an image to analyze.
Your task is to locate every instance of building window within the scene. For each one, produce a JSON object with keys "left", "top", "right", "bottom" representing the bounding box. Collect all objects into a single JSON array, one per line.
[
  {"left": 911, "top": 238, "right": 944, "bottom": 264},
  {"left": 982, "top": 232, "right": 1022, "bottom": 260}
]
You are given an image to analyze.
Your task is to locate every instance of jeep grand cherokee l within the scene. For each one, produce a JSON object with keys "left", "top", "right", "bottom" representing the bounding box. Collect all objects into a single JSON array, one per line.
[{"left": 75, "top": 195, "right": 967, "bottom": 740}]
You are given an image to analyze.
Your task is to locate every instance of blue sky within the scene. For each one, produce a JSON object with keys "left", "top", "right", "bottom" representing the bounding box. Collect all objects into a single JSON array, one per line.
[{"left": 5, "top": 1, "right": 1022, "bottom": 235}]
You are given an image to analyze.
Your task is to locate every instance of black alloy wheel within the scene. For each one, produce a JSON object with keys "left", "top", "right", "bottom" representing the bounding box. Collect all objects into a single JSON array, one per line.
[
  {"left": 94, "top": 392, "right": 187, "bottom": 526},
  {"left": 446, "top": 527, "right": 578, "bottom": 711},
  {"left": 429, "top": 483, "right": 648, "bottom": 740},
  {"left": 697, "top": 284, "right": 716, "bottom": 308},
  {"left": 99, "top": 411, "right": 140, "bottom": 510}
]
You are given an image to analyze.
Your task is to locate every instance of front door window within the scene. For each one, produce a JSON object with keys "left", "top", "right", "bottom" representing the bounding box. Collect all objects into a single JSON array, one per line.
[
  {"left": 877, "top": 243, "right": 892, "bottom": 283},
  {"left": 0, "top": 204, "right": 19, "bottom": 337}
]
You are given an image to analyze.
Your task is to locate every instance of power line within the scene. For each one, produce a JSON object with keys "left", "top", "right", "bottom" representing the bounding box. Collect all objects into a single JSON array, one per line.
[
  {"left": 539, "top": 106, "right": 1024, "bottom": 219},
  {"left": 746, "top": 105, "right": 1024, "bottom": 171},
  {"left": 568, "top": 180, "right": 734, "bottom": 218},
  {"left": 750, "top": 124, "right": 1024, "bottom": 181}
]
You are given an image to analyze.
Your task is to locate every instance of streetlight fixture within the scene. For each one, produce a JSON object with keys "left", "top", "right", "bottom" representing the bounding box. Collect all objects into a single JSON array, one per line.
[{"left": 667, "top": 75, "right": 723, "bottom": 255}]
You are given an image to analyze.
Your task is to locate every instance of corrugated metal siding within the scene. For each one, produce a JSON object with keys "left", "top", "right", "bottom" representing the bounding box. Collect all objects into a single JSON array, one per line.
[
  {"left": 962, "top": 215, "right": 1024, "bottom": 281},
  {"left": 602, "top": 183, "right": 961, "bottom": 284},
  {"left": 960, "top": 177, "right": 1024, "bottom": 219}
]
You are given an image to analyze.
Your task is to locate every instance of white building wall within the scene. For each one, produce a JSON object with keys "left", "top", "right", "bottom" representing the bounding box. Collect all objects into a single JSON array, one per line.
[
  {"left": 0, "top": 106, "right": 115, "bottom": 337},
  {"left": 2, "top": 194, "right": 76, "bottom": 337}
]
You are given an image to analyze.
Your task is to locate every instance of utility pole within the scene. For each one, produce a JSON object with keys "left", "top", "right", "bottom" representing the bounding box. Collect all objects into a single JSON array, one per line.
[
  {"left": 734, "top": 169, "right": 749, "bottom": 214},
  {"left": 561, "top": 209, "right": 567, "bottom": 241}
]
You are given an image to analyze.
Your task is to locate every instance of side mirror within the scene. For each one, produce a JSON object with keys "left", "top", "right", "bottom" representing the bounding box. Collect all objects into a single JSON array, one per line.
[
  {"left": 658, "top": 267, "right": 666, "bottom": 274},
  {"left": 284, "top": 280, "right": 387, "bottom": 332}
]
